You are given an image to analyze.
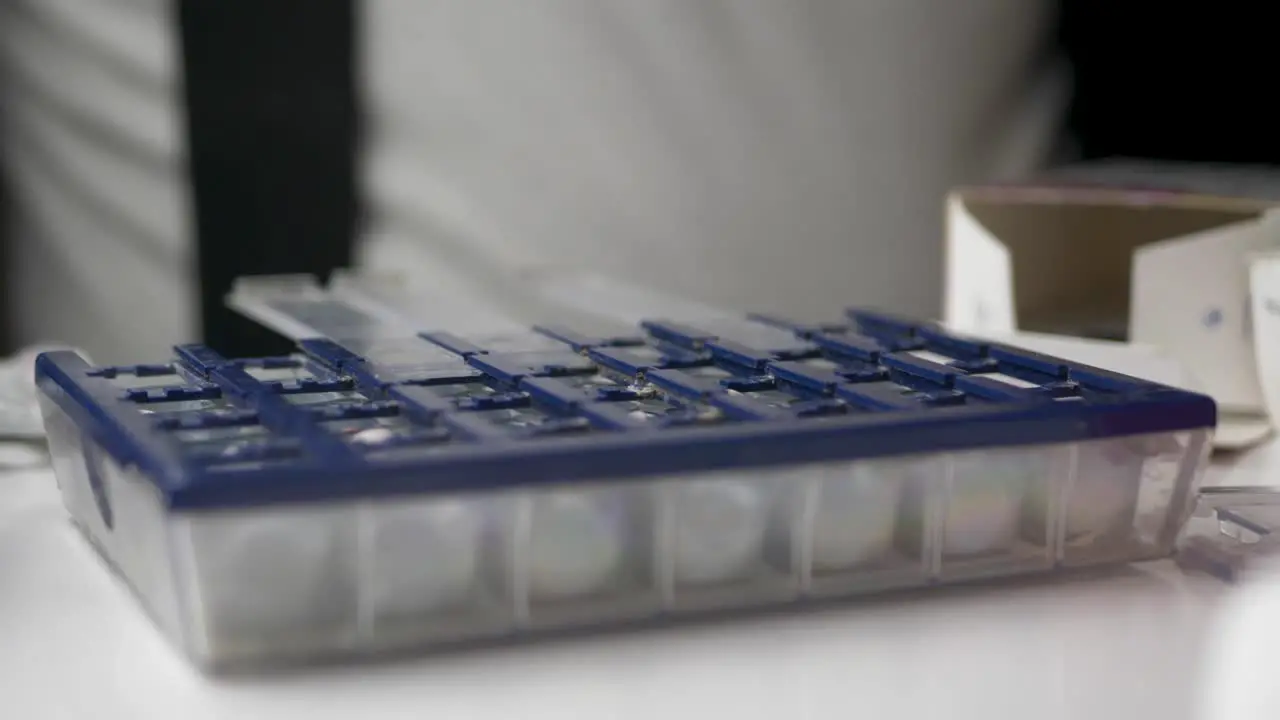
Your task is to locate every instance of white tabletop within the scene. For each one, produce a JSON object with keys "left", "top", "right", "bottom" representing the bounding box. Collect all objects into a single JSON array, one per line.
[{"left": 2, "top": 442, "right": 1278, "bottom": 720}]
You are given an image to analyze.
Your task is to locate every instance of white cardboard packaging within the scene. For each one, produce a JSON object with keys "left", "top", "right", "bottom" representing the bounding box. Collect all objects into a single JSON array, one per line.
[{"left": 944, "top": 161, "right": 1280, "bottom": 449}]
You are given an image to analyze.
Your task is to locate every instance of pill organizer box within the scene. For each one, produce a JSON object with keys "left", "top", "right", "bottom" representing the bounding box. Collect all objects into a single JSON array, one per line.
[{"left": 35, "top": 275, "right": 1216, "bottom": 671}]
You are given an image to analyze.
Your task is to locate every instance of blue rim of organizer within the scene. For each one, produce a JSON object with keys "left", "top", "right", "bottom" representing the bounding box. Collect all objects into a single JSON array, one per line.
[{"left": 35, "top": 309, "right": 1217, "bottom": 510}]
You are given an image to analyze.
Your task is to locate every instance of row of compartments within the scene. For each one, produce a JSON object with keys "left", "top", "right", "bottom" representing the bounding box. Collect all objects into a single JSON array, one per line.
[{"left": 131, "top": 431, "right": 1204, "bottom": 662}]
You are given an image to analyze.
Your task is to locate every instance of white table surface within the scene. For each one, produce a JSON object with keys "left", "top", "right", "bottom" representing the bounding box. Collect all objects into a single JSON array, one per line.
[{"left": 2, "top": 441, "right": 1278, "bottom": 720}]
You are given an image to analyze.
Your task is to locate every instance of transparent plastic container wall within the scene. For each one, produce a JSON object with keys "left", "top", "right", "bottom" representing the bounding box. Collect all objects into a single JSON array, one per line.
[{"left": 35, "top": 274, "right": 1215, "bottom": 670}]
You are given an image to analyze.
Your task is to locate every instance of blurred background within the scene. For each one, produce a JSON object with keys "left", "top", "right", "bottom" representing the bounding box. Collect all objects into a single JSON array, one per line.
[{"left": 0, "top": 1, "right": 1273, "bottom": 363}]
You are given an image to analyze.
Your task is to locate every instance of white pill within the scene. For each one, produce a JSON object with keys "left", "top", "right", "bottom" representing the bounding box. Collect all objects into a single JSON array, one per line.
[
  {"left": 944, "top": 456, "right": 1028, "bottom": 555},
  {"left": 371, "top": 501, "right": 482, "bottom": 616},
  {"left": 527, "top": 492, "right": 625, "bottom": 601},
  {"left": 206, "top": 515, "right": 341, "bottom": 630},
  {"left": 672, "top": 479, "right": 768, "bottom": 585},
  {"left": 811, "top": 466, "right": 901, "bottom": 570}
]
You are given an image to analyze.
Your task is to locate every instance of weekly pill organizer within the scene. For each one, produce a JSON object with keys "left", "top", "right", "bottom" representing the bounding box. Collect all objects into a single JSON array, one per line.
[{"left": 34, "top": 273, "right": 1216, "bottom": 671}]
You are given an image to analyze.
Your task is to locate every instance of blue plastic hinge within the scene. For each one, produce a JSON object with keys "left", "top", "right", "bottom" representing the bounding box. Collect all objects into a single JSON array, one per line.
[
  {"left": 846, "top": 308, "right": 922, "bottom": 339},
  {"left": 949, "top": 357, "right": 999, "bottom": 374},
  {"left": 881, "top": 353, "right": 957, "bottom": 386},
  {"left": 367, "top": 364, "right": 484, "bottom": 387},
  {"left": 919, "top": 389, "right": 968, "bottom": 407},
  {"left": 533, "top": 325, "right": 645, "bottom": 351},
  {"left": 184, "top": 438, "right": 300, "bottom": 464},
  {"left": 706, "top": 340, "right": 773, "bottom": 372},
  {"left": 520, "top": 416, "right": 594, "bottom": 438},
  {"left": 791, "top": 397, "right": 852, "bottom": 418},
  {"left": 952, "top": 375, "right": 1041, "bottom": 402},
  {"left": 746, "top": 313, "right": 849, "bottom": 338},
  {"left": 646, "top": 368, "right": 737, "bottom": 399},
  {"left": 811, "top": 333, "right": 884, "bottom": 362},
  {"left": 720, "top": 376, "right": 776, "bottom": 393},
  {"left": 836, "top": 382, "right": 932, "bottom": 411},
  {"left": 520, "top": 376, "right": 641, "bottom": 410},
  {"left": 308, "top": 400, "right": 401, "bottom": 422},
  {"left": 264, "top": 377, "right": 354, "bottom": 395},
  {"left": 987, "top": 345, "right": 1070, "bottom": 379},
  {"left": 123, "top": 385, "right": 221, "bottom": 403},
  {"left": 468, "top": 352, "right": 596, "bottom": 384},
  {"left": 88, "top": 362, "right": 178, "bottom": 380},
  {"left": 455, "top": 391, "right": 531, "bottom": 412},
  {"left": 420, "top": 332, "right": 488, "bottom": 356},
  {"left": 1068, "top": 366, "right": 1151, "bottom": 393},
  {"left": 298, "top": 338, "right": 364, "bottom": 371},
  {"left": 174, "top": 345, "right": 232, "bottom": 375},
  {"left": 588, "top": 346, "right": 712, "bottom": 376},
  {"left": 594, "top": 386, "right": 642, "bottom": 402},
  {"left": 1044, "top": 380, "right": 1082, "bottom": 398},
  {"left": 706, "top": 339, "right": 817, "bottom": 372},
  {"left": 640, "top": 320, "right": 717, "bottom": 350},
  {"left": 350, "top": 426, "right": 452, "bottom": 450},
  {"left": 916, "top": 326, "right": 989, "bottom": 359},
  {"left": 767, "top": 361, "right": 843, "bottom": 394},
  {"left": 153, "top": 408, "right": 260, "bottom": 430}
]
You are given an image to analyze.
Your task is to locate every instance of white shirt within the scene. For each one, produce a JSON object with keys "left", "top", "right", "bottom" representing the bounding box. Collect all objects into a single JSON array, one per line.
[{"left": 0, "top": 0, "right": 1062, "bottom": 362}]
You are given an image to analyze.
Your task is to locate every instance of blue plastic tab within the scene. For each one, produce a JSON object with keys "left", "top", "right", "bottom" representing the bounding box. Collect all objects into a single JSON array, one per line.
[
  {"left": 916, "top": 326, "right": 989, "bottom": 359},
  {"left": 746, "top": 313, "right": 849, "bottom": 338},
  {"left": 123, "top": 385, "right": 221, "bottom": 404},
  {"left": 767, "top": 360, "right": 845, "bottom": 394},
  {"left": 588, "top": 345, "right": 711, "bottom": 376},
  {"left": 988, "top": 344, "right": 1070, "bottom": 379},
  {"left": 298, "top": 338, "right": 362, "bottom": 371},
  {"left": 811, "top": 332, "right": 885, "bottom": 362},
  {"left": 881, "top": 352, "right": 958, "bottom": 386},
  {"left": 639, "top": 320, "right": 718, "bottom": 349},
  {"left": 950, "top": 357, "right": 999, "bottom": 374},
  {"left": 846, "top": 308, "right": 923, "bottom": 339},
  {"left": 835, "top": 382, "right": 954, "bottom": 412},
  {"left": 174, "top": 345, "right": 229, "bottom": 375},
  {"left": 533, "top": 325, "right": 645, "bottom": 351},
  {"left": 420, "top": 332, "right": 488, "bottom": 356},
  {"left": 467, "top": 352, "right": 596, "bottom": 385}
]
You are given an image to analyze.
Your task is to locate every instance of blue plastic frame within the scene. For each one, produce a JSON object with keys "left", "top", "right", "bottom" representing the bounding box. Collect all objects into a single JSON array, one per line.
[{"left": 35, "top": 309, "right": 1216, "bottom": 511}]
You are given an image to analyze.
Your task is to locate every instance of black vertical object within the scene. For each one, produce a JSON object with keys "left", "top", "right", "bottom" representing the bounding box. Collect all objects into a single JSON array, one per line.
[
  {"left": 177, "top": 0, "right": 360, "bottom": 357},
  {"left": 1060, "top": 4, "right": 1280, "bottom": 164}
]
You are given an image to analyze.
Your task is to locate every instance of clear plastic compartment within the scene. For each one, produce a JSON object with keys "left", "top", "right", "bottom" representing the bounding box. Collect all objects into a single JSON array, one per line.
[
  {"left": 40, "top": 387, "right": 1214, "bottom": 669},
  {"left": 179, "top": 506, "right": 362, "bottom": 661},
  {"left": 939, "top": 445, "right": 1064, "bottom": 581},
  {"left": 804, "top": 457, "right": 931, "bottom": 595},
  {"left": 1061, "top": 430, "right": 1210, "bottom": 566},
  {"left": 517, "top": 483, "right": 659, "bottom": 626},
  {"left": 660, "top": 469, "right": 801, "bottom": 610},
  {"left": 358, "top": 494, "right": 516, "bottom": 648}
]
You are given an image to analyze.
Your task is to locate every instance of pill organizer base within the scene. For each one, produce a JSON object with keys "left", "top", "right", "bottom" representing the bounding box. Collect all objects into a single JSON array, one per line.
[{"left": 36, "top": 287, "right": 1215, "bottom": 671}]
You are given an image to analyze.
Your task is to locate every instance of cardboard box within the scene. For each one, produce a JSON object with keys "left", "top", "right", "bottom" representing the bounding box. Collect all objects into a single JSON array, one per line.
[{"left": 944, "top": 160, "right": 1280, "bottom": 449}]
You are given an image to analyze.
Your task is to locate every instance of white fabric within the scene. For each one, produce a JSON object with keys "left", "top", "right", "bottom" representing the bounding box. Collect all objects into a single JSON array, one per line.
[
  {"left": 0, "top": 0, "right": 192, "bottom": 364},
  {"left": 362, "top": 0, "right": 1065, "bottom": 322},
  {"left": 1, "top": 0, "right": 1061, "bottom": 362}
]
